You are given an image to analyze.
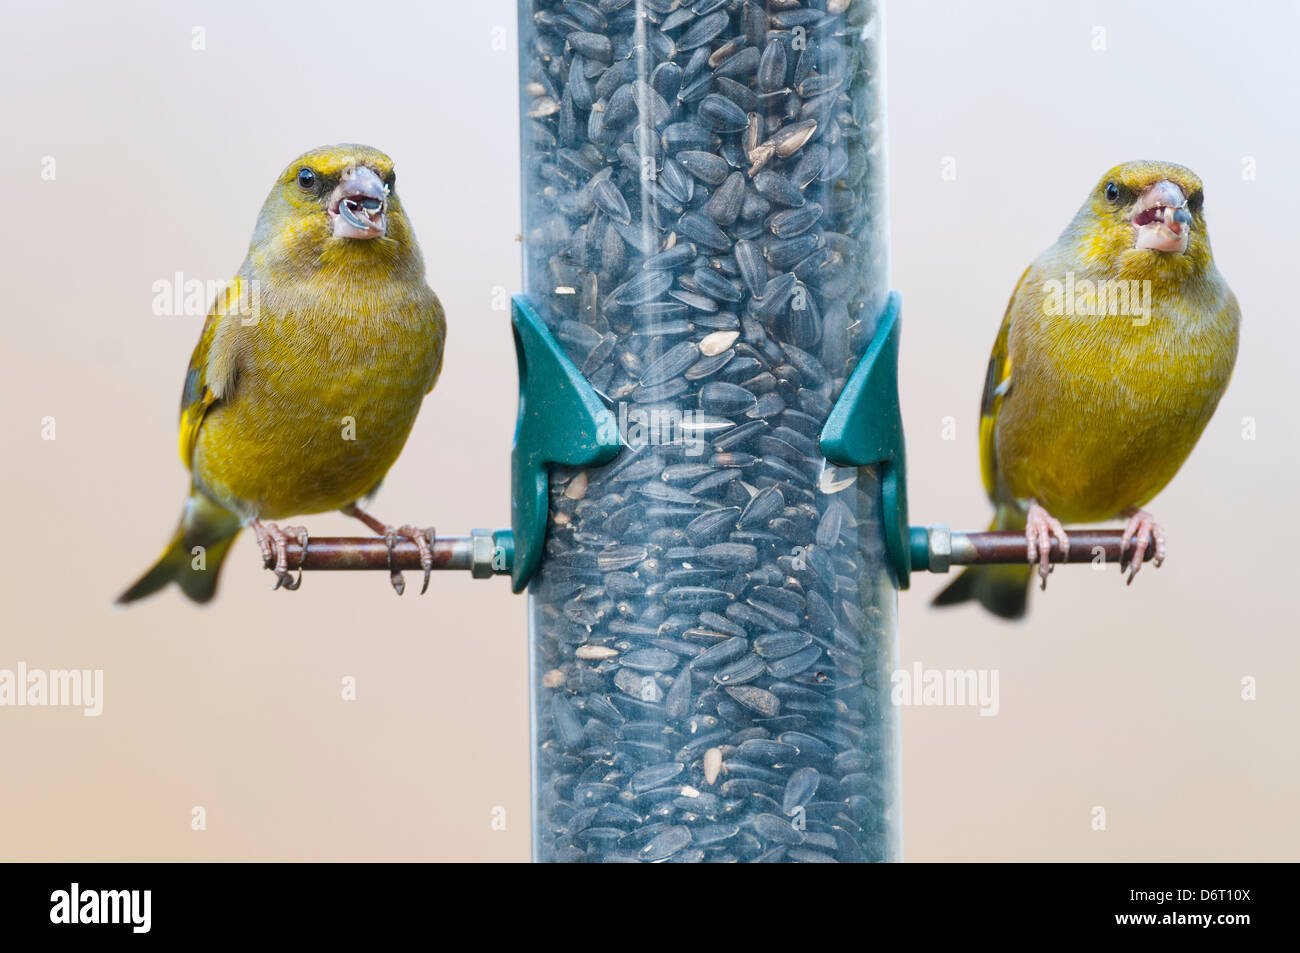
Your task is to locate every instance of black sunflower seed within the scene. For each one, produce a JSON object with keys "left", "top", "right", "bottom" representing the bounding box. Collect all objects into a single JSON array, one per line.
[
  {"left": 703, "top": 171, "right": 746, "bottom": 226},
  {"left": 567, "top": 30, "right": 612, "bottom": 63},
  {"left": 676, "top": 149, "right": 731, "bottom": 185},
  {"left": 677, "top": 10, "right": 728, "bottom": 50},
  {"left": 639, "top": 340, "right": 700, "bottom": 386},
  {"left": 758, "top": 38, "right": 788, "bottom": 92},
  {"left": 753, "top": 170, "right": 805, "bottom": 207},
  {"left": 698, "top": 93, "right": 750, "bottom": 133},
  {"left": 699, "top": 381, "right": 758, "bottom": 415}
]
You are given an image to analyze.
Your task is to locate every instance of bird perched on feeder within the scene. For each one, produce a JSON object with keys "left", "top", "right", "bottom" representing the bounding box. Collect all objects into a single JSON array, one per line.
[
  {"left": 119, "top": 144, "right": 446, "bottom": 604},
  {"left": 934, "top": 160, "right": 1239, "bottom": 618}
]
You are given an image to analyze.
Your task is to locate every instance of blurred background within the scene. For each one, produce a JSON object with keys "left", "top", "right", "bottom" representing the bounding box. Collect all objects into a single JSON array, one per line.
[{"left": 1, "top": 0, "right": 1295, "bottom": 861}]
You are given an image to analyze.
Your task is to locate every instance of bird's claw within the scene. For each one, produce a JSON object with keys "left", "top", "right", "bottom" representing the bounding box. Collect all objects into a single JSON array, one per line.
[
  {"left": 342, "top": 504, "right": 435, "bottom": 595},
  {"left": 1025, "top": 502, "right": 1069, "bottom": 591},
  {"left": 1120, "top": 509, "right": 1166, "bottom": 585},
  {"left": 384, "top": 525, "right": 436, "bottom": 596},
  {"left": 252, "top": 520, "right": 308, "bottom": 592},
  {"left": 385, "top": 533, "right": 405, "bottom": 595}
]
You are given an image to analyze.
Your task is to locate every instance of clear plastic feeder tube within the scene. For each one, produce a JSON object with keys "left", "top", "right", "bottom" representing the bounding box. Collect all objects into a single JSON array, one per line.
[{"left": 520, "top": 0, "right": 897, "bottom": 863}]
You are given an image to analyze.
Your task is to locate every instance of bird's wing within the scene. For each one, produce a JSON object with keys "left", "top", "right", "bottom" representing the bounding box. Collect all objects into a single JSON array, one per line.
[
  {"left": 978, "top": 265, "right": 1032, "bottom": 502},
  {"left": 423, "top": 289, "right": 447, "bottom": 395},
  {"left": 178, "top": 276, "right": 248, "bottom": 469}
]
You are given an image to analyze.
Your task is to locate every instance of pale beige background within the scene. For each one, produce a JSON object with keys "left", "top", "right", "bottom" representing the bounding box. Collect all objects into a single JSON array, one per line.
[{"left": 0, "top": 0, "right": 1294, "bottom": 861}]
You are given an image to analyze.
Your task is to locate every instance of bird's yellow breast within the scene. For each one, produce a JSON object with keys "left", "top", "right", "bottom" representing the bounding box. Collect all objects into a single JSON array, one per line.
[
  {"left": 192, "top": 287, "right": 444, "bottom": 520},
  {"left": 996, "top": 265, "right": 1238, "bottom": 522}
]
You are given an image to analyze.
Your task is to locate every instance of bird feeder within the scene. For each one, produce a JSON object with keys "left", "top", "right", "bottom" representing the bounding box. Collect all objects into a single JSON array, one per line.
[
  {"left": 277, "top": 0, "right": 1157, "bottom": 863},
  {"left": 514, "top": 0, "right": 898, "bottom": 864}
]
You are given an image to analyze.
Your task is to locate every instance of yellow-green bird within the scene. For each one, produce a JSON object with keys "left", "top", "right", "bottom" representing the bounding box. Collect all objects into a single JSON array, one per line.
[
  {"left": 935, "top": 161, "right": 1239, "bottom": 618},
  {"left": 120, "top": 144, "right": 446, "bottom": 604}
]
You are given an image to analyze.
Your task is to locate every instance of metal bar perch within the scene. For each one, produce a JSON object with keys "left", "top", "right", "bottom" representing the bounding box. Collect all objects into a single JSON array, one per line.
[
  {"left": 279, "top": 529, "right": 511, "bottom": 578},
  {"left": 910, "top": 526, "right": 1160, "bottom": 574},
  {"left": 271, "top": 525, "right": 1154, "bottom": 579}
]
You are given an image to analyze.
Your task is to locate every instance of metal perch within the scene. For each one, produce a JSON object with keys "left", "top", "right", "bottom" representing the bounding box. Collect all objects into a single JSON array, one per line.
[
  {"left": 277, "top": 528, "right": 511, "bottom": 578},
  {"left": 269, "top": 526, "right": 1156, "bottom": 578},
  {"left": 910, "top": 526, "right": 1160, "bottom": 574}
]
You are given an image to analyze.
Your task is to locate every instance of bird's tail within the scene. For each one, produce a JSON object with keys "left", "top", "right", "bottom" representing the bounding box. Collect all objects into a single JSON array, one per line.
[
  {"left": 932, "top": 506, "right": 1032, "bottom": 620},
  {"left": 117, "top": 491, "right": 242, "bottom": 605}
]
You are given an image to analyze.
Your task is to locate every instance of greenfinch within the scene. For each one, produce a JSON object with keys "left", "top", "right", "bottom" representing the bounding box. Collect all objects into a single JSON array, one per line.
[
  {"left": 934, "top": 161, "right": 1239, "bottom": 618},
  {"left": 119, "top": 144, "right": 446, "bottom": 603}
]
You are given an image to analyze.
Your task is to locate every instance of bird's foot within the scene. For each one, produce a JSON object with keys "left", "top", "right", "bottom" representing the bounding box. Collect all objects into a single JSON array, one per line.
[
  {"left": 342, "top": 504, "right": 435, "bottom": 595},
  {"left": 1025, "top": 502, "right": 1069, "bottom": 590},
  {"left": 384, "top": 525, "right": 436, "bottom": 595},
  {"left": 251, "top": 519, "right": 308, "bottom": 591},
  {"left": 1120, "top": 508, "right": 1166, "bottom": 584}
]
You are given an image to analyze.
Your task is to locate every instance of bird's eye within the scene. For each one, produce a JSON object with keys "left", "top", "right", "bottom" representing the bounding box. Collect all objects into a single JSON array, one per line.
[
  {"left": 1104, "top": 182, "right": 1120, "bottom": 202},
  {"left": 296, "top": 168, "right": 317, "bottom": 191}
]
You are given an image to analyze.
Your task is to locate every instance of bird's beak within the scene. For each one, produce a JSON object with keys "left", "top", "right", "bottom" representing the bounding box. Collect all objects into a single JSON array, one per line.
[
  {"left": 328, "top": 166, "right": 389, "bottom": 240},
  {"left": 1131, "top": 179, "right": 1192, "bottom": 253}
]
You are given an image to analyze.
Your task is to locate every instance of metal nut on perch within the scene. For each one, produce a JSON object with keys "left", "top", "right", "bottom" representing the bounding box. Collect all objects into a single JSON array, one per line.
[
  {"left": 470, "top": 527, "right": 496, "bottom": 579},
  {"left": 927, "top": 525, "right": 952, "bottom": 573}
]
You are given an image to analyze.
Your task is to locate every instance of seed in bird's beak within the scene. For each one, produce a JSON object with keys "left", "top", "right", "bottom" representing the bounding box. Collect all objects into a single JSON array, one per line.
[
  {"left": 329, "top": 166, "right": 389, "bottom": 240},
  {"left": 1153, "top": 205, "right": 1191, "bottom": 234},
  {"left": 1132, "top": 179, "right": 1191, "bottom": 253}
]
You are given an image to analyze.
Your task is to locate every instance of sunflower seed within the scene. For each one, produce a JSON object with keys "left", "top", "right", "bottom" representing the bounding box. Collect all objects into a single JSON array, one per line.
[
  {"left": 771, "top": 118, "right": 819, "bottom": 158},
  {"left": 676, "top": 211, "right": 731, "bottom": 251},
  {"left": 677, "top": 10, "right": 728, "bottom": 50},
  {"left": 766, "top": 644, "right": 823, "bottom": 678},
  {"left": 567, "top": 30, "right": 612, "bottom": 63},
  {"left": 691, "top": 635, "right": 750, "bottom": 669},
  {"left": 605, "top": 270, "right": 674, "bottom": 308},
  {"left": 639, "top": 340, "right": 700, "bottom": 386},
  {"left": 630, "top": 761, "right": 685, "bottom": 793},
  {"left": 662, "top": 121, "right": 714, "bottom": 152},
  {"left": 592, "top": 178, "right": 631, "bottom": 224},
  {"left": 698, "top": 93, "right": 750, "bottom": 133},
  {"left": 704, "top": 171, "right": 746, "bottom": 225},
  {"left": 737, "top": 485, "right": 784, "bottom": 529},
  {"left": 753, "top": 813, "right": 805, "bottom": 845},
  {"left": 677, "top": 149, "right": 731, "bottom": 185},
  {"left": 714, "top": 75, "right": 759, "bottom": 113},
  {"left": 621, "top": 648, "right": 680, "bottom": 672},
  {"left": 714, "top": 652, "right": 766, "bottom": 686},
  {"left": 700, "top": 381, "right": 758, "bottom": 415},
  {"left": 639, "top": 825, "right": 692, "bottom": 861},
  {"left": 643, "top": 243, "right": 697, "bottom": 271},
  {"left": 758, "top": 38, "right": 788, "bottom": 92},
  {"left": 733, "top": 239, "right": 769, "bottom": 296},
  {"left": 770, "top": 202, "right": 823, "bottom": 237},
  {"left": 697, "top": 542, "right": 759, "bottom": 572},
  {"left": 699, "top": 329, "right": 740, "bottom": 356},
  {"left": 753, "top": 170, "right": 805, "bottom": 207},
  {"left": 753, "top": 631, "right": 814, "bottom": 659},
  {"left": 713, "top": 45, "right": 760, "bottom": 81}
]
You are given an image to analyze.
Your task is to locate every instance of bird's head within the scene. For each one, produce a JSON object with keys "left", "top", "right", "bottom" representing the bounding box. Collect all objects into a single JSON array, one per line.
[
  {"left": 1070, "top": 161, "right": 1212, "bottom": 279},
  {"left": 249, "top": 144, "right": 422, "bottom": 279}
]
